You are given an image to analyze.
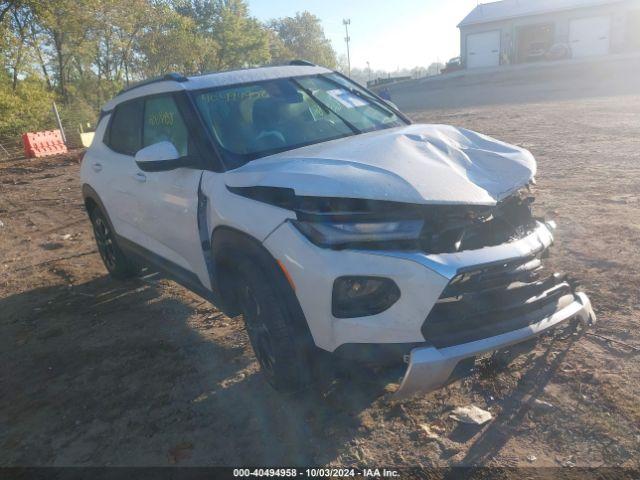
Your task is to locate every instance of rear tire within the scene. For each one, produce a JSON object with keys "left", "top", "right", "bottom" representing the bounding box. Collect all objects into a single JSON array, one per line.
[
  {"left": 89, "top": 208, "right": 140, "bottom": 280},
  {"left": 235, "top": 256, "right": 314, "bottom": 393}
]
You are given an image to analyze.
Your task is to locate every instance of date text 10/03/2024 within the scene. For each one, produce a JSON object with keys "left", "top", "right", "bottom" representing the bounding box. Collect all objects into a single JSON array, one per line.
[{"left": 233, "top": 468, "right": 400, "bottom": 477}]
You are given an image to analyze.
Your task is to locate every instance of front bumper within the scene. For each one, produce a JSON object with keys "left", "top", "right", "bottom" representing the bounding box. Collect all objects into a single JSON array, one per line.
[{"left": 393, "top": 291, "right": 596, "bottom": 400}]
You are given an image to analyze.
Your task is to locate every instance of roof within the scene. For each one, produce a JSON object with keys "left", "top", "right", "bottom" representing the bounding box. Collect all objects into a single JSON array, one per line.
[
  {"left": 458, "top": 0, "right": 625, "bottom": 27},
  {"left": 103, "top": 64, "right": 331, "bottom": 111}
]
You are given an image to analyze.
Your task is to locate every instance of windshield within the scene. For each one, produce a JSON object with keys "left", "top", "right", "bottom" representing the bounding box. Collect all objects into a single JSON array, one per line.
[{"left": 193, "top": 73, "right": 407, "bottom": 167}]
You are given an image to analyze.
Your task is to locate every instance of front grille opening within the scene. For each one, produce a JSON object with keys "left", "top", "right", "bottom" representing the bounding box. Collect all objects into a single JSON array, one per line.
[
  {"left": 422, "top": 253, "right": 576, "bottom": 348},
  {"left": 419, "top": 191, "right": 537, "bottom": 254}
]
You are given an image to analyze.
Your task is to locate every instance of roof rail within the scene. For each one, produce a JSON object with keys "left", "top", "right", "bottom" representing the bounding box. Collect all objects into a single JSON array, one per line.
[
  {"left": 117, "top": 72, "right": 188, "bottom": 96},
  {"left": 289, "top": 59, "right": 316, "bottom": 67}
]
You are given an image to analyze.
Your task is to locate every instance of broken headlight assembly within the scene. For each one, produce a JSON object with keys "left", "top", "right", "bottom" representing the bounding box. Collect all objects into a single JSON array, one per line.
[
  {"left": 228, "top": 185, "right": 538, "bottom": 253},
  {"left": 291, "top": 219, "right": 424, "bottom": 248}
]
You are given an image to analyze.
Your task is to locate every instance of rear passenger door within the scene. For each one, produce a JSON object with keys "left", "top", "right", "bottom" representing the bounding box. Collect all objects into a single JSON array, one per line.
[
  {"left": 133, "top": 93, "right": 211, "bottom": 289},
  {"left": 100, "top": 99, "right": 145, "bottom": 242}
]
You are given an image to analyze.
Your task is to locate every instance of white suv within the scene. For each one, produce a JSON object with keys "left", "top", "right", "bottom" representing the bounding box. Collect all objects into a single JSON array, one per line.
[{"left": 81, "top": 63, "right": 596, "bottom": 399}]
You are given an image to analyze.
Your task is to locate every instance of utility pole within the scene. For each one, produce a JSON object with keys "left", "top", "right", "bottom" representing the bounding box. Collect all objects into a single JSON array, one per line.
[
  {"left": 343, "top": 18, "right": 351, "bottom": 77},
  {"left": 366, "top": 61, "right": 371, "bottom": 83}
]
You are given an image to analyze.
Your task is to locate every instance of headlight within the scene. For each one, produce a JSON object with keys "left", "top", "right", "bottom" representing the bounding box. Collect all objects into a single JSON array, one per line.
[{"left": 292, "top": 219, "right": 424, "bottom": 248}]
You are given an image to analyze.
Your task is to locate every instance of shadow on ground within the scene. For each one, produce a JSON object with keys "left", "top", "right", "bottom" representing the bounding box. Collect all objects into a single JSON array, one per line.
[
  {"left": 0, "top": 276, "right": 384, "bottom": 466},
  {"left": 1, "top": 274, "right": 632, "bottom": 466},
  {"left": 459, "top": 333, "right": 580, "bottom": 466}
]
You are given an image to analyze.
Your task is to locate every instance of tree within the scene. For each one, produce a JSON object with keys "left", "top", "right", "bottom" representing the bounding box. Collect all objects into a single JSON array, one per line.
[
  {"left": 268, "top": 11, "right": 336, "bottom": 68},
  {"left": 90, "top": 0, "right": 149, "bottom": 87},
  {"left": 265, "top": 25, "right": 291, "bottom": 65},
  {"left": 0, "top": 0, "right": 19, "bottom": 23},
  {"left": 335, "top": 54, "right": 349, "bottom": 75},
  {"left": 137, "top": 5, "right": 208, "bottom": 77},
  {"left": 31, "top": 0, "right": 95, "bottom": 101},
  {"left": 1, "top": 1, "right": 31, "bottom": 89},
  {"left": 209, "top": 0, "right": 270, "bottom": 70},
  {"left": 0, "top": 0, "right": 342, "bottom": 139},
  {"left": 0, "top": 72, "right": 54, "bottom": 137},
  {"left": 426, "top": 62, "right": 444, "bottom": 76},
  {"left": 168, "top": 0, "right": 270, "bottom": 72}
]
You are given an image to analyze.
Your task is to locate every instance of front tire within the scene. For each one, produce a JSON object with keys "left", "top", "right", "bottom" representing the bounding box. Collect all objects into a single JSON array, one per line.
[
  {"left": 235, "top": 256, "right": 313, "bottom": 393},
  {"left": 90, "top": 208, "right": 140, "bottom": 280}
]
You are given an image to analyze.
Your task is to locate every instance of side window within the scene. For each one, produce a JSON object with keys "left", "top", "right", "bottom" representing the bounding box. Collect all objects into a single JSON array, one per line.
[
  {"left": 107, "top": 100, "right": 143, "bottom": 155},
  {"left": 143, "top": 95, "right": 189, "bottom": 157}
]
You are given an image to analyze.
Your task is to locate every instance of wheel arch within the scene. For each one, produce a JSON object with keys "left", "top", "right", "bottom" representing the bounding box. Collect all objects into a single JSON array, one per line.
[
  {"left": 211, "top": 225, "right": 314, "bottom": 347},
  {"left": 81, "top": 184, "right": 116, "bottom": 232}
]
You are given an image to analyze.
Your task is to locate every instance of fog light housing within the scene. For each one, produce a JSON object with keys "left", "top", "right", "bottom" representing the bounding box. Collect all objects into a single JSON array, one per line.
[{"left": 332, "top": 276, "right": 401, "bottom": 318}]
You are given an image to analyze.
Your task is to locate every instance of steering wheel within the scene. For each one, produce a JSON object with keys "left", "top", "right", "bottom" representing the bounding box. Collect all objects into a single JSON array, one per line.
[{"left": 256, "top": 130, "right": 286, "bottom": 148}]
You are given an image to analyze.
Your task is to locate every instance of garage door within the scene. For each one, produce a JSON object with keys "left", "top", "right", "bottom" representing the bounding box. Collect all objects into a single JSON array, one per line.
[
  {"left": 466, "top": 31, "right": 501, "bottom": 68},
  {"left": 569, "top": 16, "right": 611, "bottom": 58}
]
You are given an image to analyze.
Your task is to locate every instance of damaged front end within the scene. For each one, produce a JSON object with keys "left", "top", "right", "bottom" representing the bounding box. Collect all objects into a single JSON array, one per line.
[
  {"left": 228, "top": 184, "right": 540, "bottom": 254},
  {"left": 422, "top": 253, "right": 581, "bottom": 349},
  {"left": 229, "top": 183, "right": 596, "bottom": 399}
]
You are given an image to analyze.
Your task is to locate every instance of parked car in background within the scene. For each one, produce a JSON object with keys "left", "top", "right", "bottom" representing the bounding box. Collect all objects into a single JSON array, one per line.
[
  {"left": 81, "top": 62, "right": 596, "bottom": 399},
  {"left": 548, "top": 43, "right": 571, "bottom": 61},
  {"left": 526, "top": 42, "right": 549, "bottom": 62},
  {"left": 441, "top": 57, "right": 463, "bottom": 74}
]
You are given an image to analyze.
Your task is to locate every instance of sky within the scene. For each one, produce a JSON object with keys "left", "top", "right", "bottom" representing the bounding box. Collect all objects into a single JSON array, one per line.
[{"left": 247, "top": 0, "right": 480, "bottom": 71}]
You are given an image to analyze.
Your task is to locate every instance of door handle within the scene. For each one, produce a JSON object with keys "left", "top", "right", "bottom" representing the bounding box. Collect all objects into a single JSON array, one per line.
[
  {"left": 133, "top": 172, "right": 146, "bottom": 183},
  {"left": 92, "top": 162, "right": 102, "bottom": 172}
]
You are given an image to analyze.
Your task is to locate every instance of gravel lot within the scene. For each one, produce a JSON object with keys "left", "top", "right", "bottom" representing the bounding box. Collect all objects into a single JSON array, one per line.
[{"left": 1, "top": 73, "right": 639, "bottom": 467}]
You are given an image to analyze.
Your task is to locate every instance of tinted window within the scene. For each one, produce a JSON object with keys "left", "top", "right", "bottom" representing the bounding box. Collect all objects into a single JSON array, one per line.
[
  {"left": 108, "top": 100, "right": 143, "bottom": 155},
  {"left": 143, "top": 95, "right": 189, "bottom": 157}
]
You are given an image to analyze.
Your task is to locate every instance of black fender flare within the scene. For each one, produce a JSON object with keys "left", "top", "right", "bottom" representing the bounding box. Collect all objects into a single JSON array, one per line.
[
  {"left": 211, "top": 225, "right": 315, "bottom": 348},
  {"left": 81, "top": 184, "right": 117, "bottom": 233}
]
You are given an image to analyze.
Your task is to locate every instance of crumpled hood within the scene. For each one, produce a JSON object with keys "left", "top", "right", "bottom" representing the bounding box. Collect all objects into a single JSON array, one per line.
[{"left": 225, "top": 124, "right": 537, "bottom": 205}]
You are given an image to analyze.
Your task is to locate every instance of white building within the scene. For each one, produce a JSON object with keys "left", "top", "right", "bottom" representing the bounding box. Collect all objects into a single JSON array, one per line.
[{"left": 458, "top": 0, "right": 640, "bottom": 68}]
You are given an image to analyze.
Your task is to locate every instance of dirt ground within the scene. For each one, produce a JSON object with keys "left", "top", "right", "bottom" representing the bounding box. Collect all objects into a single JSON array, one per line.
[{"left": 1, "top": 94, "right": 639, "bottom": 468}]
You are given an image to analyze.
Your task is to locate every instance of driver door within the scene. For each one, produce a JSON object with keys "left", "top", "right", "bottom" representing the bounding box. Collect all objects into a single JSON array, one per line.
[{"left": 133, "top": 93, "right": 211, "bottom": 288}]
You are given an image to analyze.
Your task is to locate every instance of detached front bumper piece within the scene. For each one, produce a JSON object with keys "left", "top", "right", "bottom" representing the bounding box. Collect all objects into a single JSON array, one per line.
[{"left": 393, "top": 292, "right": 595, "bottom": 400}]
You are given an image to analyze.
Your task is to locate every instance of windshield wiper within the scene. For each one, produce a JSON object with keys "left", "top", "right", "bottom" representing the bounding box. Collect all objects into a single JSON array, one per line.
[{"left": 289, "top": 78, "right": 361, "bottom": 134}]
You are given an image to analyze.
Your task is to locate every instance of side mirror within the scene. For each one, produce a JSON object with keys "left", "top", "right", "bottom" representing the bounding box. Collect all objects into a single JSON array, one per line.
[{"left": 134, "top": 141, "right": 192, "bottom": 172}]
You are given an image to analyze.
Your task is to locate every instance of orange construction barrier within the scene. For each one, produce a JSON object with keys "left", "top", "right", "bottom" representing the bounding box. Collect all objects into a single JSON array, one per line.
[{"left": 22, "top": 130, "right": 68, "bottom": 158}]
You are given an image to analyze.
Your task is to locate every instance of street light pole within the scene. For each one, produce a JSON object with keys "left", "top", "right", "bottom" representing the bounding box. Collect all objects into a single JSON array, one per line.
[{"left": 343, "top": 18, "right": 351, "bottom": 77}]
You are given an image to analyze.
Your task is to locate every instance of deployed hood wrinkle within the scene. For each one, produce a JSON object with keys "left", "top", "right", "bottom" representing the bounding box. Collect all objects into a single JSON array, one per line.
[{"left": 225, "top": 124, "right": 536, "bottom": 206}]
